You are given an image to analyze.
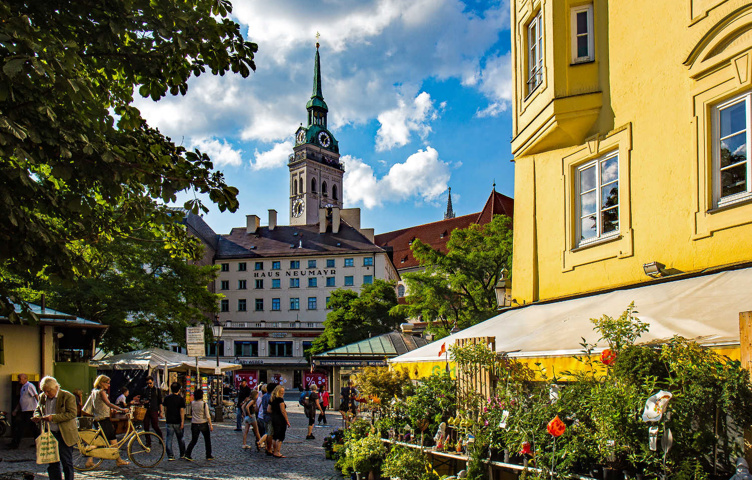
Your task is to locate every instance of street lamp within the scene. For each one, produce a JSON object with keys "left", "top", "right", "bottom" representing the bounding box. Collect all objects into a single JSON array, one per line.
[{"left": 212, "top": 315, "right": 224, "bottom": 422}]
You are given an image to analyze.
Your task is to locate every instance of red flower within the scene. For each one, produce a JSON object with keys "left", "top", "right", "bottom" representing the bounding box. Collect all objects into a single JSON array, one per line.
[
  {"left": 520, "top": 441, "right": 532, "bottom": 455},
  {"left": 547, "top": 416, "right": 566, "bottom": 437},
  {"left": 601, "top": 349, "right": 617, "bottom": 366}
]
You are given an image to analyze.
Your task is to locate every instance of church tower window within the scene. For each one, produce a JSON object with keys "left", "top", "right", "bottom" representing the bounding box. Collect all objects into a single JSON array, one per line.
[
  {"left": 322, "top": 181, "right": 328, "bottom": 197},
  {"left": 311, "top": 178, "right": 317, "bottom": 193},
  {"left": 332, "top": 184, "right": 338, "bottom": 201}
]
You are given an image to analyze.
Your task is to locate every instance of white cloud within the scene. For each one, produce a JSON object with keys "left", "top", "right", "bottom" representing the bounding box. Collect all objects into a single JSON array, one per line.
[
  {"left": 343, "top": 146, "right": 450, "bottom": 208},
  {"left": 376, "top": 92, "right": 438, "bottom": 151},
  {"left": 191, "top": 137, "right": 244, "bottom": 167},
  {"left": 133, "top": 0, "right": 511, "bottom": 156},
  {"left": 251, "top": 140, "right": 294, "bottom": 170},
  {"left": 474, "top": 52, "right": 513, "bottom": 117}
]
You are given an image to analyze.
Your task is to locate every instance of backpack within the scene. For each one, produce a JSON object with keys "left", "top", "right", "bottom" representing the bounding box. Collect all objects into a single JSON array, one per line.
[{"left": 299, "top": 390, "right": 310, "bottom": 408}]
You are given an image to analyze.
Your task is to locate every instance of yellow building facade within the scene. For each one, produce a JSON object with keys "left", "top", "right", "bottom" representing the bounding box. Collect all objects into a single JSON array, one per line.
[{"left": 511, "top": 0, "right": 752, "bottom": 303}]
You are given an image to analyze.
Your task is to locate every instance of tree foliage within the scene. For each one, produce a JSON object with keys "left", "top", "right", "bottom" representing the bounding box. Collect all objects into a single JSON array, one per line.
[
  {"left": 310, "top": 280, "right": 404, "bottom": 356},
  {"left": 39, "top": 232, "right": 221, "bottom": 353},
  {"left": 0, "top": 0, "right": 258, "bottom": 320},
  {"left": 398, "top": 214, "right": 513, "bottom": 337}
]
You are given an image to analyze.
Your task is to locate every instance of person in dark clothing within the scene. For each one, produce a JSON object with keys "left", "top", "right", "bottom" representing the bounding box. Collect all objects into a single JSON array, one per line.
[
  {"left": 235, "top": 379, "right": 251, "bottom": 431},
  {"left": 141, "top": 377, "right": 163, "bottom": 445},
  {"left": 268, "top": 386, "right": 289, "bottom": 458},
  {"left": 163, "top": 382, "right": 186, "bottom": 460},
  {"left": 338, "top": 380, "right": 358, "bottom": 427},
  {"left": 305, "top": 383, "right": 324, "bottom": 440}
]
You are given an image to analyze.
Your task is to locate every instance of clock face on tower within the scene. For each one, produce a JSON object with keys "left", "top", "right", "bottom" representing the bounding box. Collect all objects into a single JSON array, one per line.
[
  {"left": 292, "top": 198, "right": 304, "bottom": 218},
  {"left": 317, "top": 131, "right": 331, "bottom": 148},
  {"left": 296, "top": 130, "right": 306, "bottom": 145}
]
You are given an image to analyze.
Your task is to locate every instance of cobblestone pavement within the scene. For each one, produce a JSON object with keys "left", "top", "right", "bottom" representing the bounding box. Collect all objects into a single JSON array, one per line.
[{"left": 0, "top": 399, "right": 345, "bottom": 480}]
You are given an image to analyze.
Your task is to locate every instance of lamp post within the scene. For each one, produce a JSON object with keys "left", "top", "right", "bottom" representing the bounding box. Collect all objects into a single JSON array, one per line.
[{"left": 212, "top": 315, "right": 224, "bottom": 422}]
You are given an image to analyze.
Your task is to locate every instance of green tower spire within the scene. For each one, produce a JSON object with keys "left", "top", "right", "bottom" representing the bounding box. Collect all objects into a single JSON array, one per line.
[{"left": 306, "top": 36, "right": 328, "bottom": 125}]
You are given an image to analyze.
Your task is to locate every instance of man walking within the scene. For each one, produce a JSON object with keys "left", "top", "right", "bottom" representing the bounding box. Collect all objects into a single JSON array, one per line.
[
  {"left": 9, "top": 373, "right": 39, "bottom": 449},
  {"left": 141, "top": 377, "right": 163, "bottom": 445},
  {"left": 235, "top": 379, "right": 250, "bottom": 431},
  {"left": 162, "top": 382, "right": 186, "bottom": 460},
  {"left": 33, "top": 376, "right": 77, "bottom": 480}
]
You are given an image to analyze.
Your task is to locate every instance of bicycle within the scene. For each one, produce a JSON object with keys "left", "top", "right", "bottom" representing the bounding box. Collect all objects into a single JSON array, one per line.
[{"left": 72, "top": 408, "right": 165, "bottom": 471}]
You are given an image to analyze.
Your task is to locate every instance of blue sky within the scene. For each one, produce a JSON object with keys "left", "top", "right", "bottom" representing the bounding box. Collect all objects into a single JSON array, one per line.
[{"left": 136, "top": 0, "right": 514, "bottom": 235}]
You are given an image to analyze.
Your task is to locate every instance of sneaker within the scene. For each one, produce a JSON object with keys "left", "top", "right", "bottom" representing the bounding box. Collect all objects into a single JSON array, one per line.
[
  {"left": 183, "top": 456, "right": 193, "bottom": 462},
  {"left": 242, "top": 444, "right": 250, "bottom": 449},
  {"left": 234, "top": 428, "right": 242, "bottom": 432},
  {"left": 207, "top": 456, "right": 215, "bottom": 461},
  {"left": 168, "top": 457, "right": 175, "bottom": 461},
  {"left": 306, "top": 435, "right": 316, "bottom": 440}
]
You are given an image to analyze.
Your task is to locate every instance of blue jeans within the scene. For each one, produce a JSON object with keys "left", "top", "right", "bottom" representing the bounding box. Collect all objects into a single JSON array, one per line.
[
  {"left": 236, "top": 407, "right": 243, "bottom": 429},
  {"left": 48, "top": 430, "right": 74, "bottom": 480},
  {"left": 165, "top": 423, "right": 185, "bottom": 459}
]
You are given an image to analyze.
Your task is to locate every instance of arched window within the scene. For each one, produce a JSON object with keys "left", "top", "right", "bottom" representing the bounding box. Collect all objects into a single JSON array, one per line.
[
  {"left": 299, "top": 178, "right": 304, "bottom": 194},
  {"left": 397, "top": 285, "right": 406, "bottom": 298},
  {"left": 311, "top": 178, "right": 317, "bottom": 193},
  {"left": 332, "top": 184, "right": 338, "bottom": 201},
  {"left": 322, "top": 181, "right": 328, "bottom": 197},
  {"left": 293, "top": 178, "right": 298, "bottom": 195}
]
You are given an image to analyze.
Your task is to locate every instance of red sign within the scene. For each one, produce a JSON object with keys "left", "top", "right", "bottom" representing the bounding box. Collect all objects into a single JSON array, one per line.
[
  {"left": 234, "top": 371, "right": 259, "bottom": 389},
  {"left": 303, "top": 372, "right": 328, "bottom": 391}
]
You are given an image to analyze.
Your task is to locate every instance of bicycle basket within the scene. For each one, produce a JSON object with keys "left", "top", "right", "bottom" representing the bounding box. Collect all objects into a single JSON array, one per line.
[
  {"left": 133, "top": 406, "right": 147, "bottom": 421},
  {"left": 76, "top": 417, "right": 94, "bottom": 431}
]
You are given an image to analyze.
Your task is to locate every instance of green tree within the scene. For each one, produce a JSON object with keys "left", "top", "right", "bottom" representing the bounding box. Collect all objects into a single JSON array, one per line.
[
  {"left": 310, "top": 280, "right": 404, "bottom": 356},
  {"left": 398, "top": 214, "right": 513, "bottom": 337},
  {"left": 0, "top": 0, "right": 257, "bottom": 320},
  {"left": 25, "top": 231, "right": 220, "bottom": 353}
]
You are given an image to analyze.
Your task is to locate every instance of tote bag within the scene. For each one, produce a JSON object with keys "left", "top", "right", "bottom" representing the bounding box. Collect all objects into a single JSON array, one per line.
[
  {"left": 82, "top": 390, "right": 96, "bottom": 416},
  {"left": 36, "top": 422, "right": 60, "bottom": 464}
]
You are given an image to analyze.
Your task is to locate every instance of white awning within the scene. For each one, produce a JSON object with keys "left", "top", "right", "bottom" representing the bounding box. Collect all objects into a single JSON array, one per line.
[
  {"left": 91, "top": 347, "right": 241, "bottom": 373},
  {"left": 391, "top": 266, "right": 752, "bottom": 364}
]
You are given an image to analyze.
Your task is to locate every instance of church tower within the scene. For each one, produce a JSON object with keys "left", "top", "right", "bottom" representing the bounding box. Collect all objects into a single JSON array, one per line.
[{"left": 289, "top": 40, "right": 344, "bottom": 225}]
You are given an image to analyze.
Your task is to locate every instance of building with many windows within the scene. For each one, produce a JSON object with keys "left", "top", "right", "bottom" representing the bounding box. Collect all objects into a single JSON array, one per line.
[
  {"left": 510, "top": 0, "right": 752, "bottom": 302},
  {"left": 205, "top": 42, "right": 398, "bottom": 389}
]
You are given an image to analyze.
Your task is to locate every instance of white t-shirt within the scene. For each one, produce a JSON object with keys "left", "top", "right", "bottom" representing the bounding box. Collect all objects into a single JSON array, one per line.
[
  {"left": 19, "top": 382, "right": 38, "bottom": 412},
  {"left": 115, "top": 394, "right": 127, "bottom": 407}
]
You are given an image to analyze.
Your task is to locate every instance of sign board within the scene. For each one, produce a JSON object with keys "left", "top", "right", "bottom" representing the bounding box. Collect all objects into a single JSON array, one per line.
[
  {"left": 186, "top": 325, "right": 205, "bottom": 358},
  {"left": 214, "top": 367, "right": 222, "bottom": 375},
  {"left": 303, "top": 372, "right": 328, "bottom": 391}
]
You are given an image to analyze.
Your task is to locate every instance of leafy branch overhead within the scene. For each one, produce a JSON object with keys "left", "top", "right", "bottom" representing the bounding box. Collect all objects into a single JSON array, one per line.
[
  {"left": 0, "top": 0, "right": 257, "bottom": 320},
  {"left": 397, "top": 214, "right": 513, "bottom": 337}
]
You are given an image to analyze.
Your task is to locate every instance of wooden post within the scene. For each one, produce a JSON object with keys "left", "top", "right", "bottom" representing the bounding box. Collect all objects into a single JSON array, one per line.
[{"left": 740, "top": 311, "right": 752, "bottom": 464}]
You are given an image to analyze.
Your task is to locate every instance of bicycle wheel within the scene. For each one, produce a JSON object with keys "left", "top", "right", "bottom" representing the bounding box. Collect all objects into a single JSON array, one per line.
[
  {"left": 73, "top": 449, "right": 103, "bottom": 471},
  {"left": 127, "top": 431, "right": 165, "bottom": 468}
]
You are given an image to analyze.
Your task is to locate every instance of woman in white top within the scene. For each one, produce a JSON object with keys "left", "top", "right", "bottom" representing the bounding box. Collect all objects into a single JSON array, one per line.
[
  {"left": 85, "top": 375, "right": 129, "bottom": 467},
  {"left": 184, "top": 389, "right": 213, "bottom": 461}
]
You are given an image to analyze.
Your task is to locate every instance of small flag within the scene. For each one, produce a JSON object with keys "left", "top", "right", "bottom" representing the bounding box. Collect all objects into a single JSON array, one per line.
[{"left": 438, "top": 342, "right": 446, "bottom": 357}]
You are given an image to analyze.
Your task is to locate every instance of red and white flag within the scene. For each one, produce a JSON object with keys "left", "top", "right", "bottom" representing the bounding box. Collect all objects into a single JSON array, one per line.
[{"left": 438, "top": 342, "right": 446, "bottom": 357}]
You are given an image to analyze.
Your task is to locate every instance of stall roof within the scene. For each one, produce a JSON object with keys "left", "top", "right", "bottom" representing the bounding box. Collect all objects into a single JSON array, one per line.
[
  {"left": 315, "top": 332, "right": 430, "bottom": 359},
  {"left": 2, "top": 302, "right": 106, "bottom": 328},
  {"left": 391, "top": 266, "right": 752, "bottom": 364},
  {"left": 91, "top": 348, "right": 241, "bottom": 373}
]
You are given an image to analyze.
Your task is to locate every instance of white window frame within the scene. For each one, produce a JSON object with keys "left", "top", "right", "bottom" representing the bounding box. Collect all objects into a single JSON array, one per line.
[
  {"left": 713, "top": 91, "right": 752, "bottom": 208},
  {"left": 571, "top": 4, "right": 594, "bottom": 64},
  {"left": 527, "top": 11, "right": 544, "bottom": 96},
  {"left": 575, "top": 151, "right": 620, "bottom": 247}
]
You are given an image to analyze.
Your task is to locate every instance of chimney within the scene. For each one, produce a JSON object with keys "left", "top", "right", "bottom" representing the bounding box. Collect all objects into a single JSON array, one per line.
[
  {"left": 246, "top": 215, "right": 260, "bottom": 234},
  {"left": 332, "top": 207, "right": 341, "bottom": 234},
  {"left": 319, "top": 208, "right": 328, "bottom": 234},
  {"left": 360, "top": 228, "right": 375, "bottom": 243},
  {"left": 340, "top": 208, "right": 360, "bottom": 230},
  {"left": 268, "top": 209, "right": 277, "bottom": 231}
]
